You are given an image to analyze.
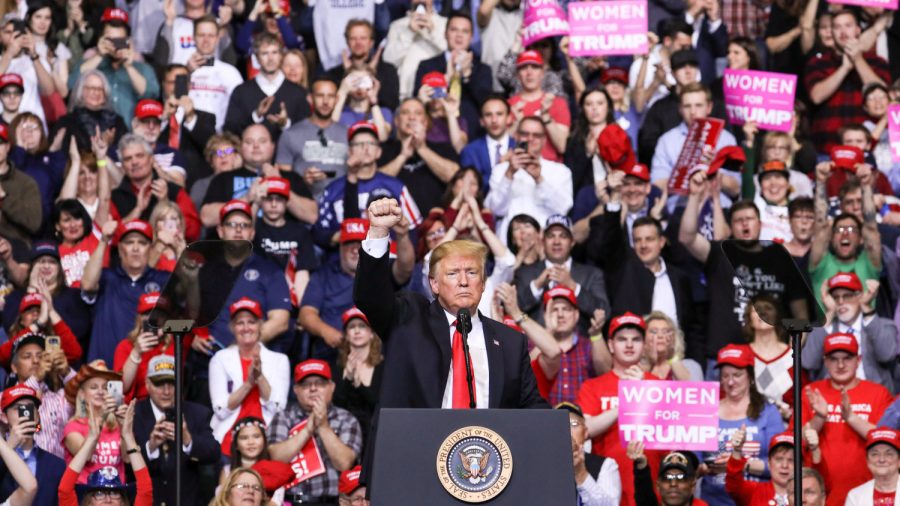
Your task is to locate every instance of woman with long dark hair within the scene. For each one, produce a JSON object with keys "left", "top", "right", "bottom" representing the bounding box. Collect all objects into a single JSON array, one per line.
[
  {"left": 565, "top": 87, "right": 616, "bottom": 195},
  {"left": 439, "top": 166, "right": 494, "bottom": 241},
  {"left": 217, "top": 417, "right": 293, "bottom": 505}
]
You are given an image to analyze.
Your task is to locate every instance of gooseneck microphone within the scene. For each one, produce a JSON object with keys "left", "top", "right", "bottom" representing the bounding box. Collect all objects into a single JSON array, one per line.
[{"left": 457, "top": 308, "right": 476, "bottom": 409}]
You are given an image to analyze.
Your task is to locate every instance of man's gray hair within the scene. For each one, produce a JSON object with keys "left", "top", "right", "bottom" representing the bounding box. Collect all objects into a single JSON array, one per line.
[{"left": 117, "top": 133, "right": 153, "bottom": 159}]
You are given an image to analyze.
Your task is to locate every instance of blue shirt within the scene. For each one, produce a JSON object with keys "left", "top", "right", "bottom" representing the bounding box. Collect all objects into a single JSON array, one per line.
[
  {"left": 82, "top": 265, "right": 169, "bottom": 366},
  {"left": 300, "top": 256, "right": 355, "bottom": 362},
  {"left": 14, "top": 446, "right": 36, "bottom": 476}
]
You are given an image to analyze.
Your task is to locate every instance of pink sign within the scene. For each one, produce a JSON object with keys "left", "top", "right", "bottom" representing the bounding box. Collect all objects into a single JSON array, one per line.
[
  {"left": 723, "top": 69, "right": 797, "bottom": 132},
  {"left": 618, "top": 380, "right": 720, "bottom": 451},
  {"left": 567, "top": 1, "right": 648, "bottom": 56},
  {"left": 522, "top": 0, "right": 569, "bottom": 47},
  {"left": 889, "top": 105, "right": 900, "bottom": 163},
  {"left": 827, "top": 0, "right": 897, "bottom": 10}
]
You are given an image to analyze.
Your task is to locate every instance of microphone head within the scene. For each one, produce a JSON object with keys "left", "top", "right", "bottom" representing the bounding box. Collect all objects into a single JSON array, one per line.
[{"left": 457, "top": 308, "right": 472, "bottom": 333}]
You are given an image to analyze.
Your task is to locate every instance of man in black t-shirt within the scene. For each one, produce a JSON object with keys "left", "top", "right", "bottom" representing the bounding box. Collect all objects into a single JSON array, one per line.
[
  {"left": 377, "top": 98, "right": 460, "bottom": 213},
  {"left": 678, "top": 171, "right": 809, "bottom": 373}
]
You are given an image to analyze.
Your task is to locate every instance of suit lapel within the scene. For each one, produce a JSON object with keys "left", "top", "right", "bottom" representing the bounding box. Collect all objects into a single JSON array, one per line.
[
  {"left": 482, "top": 316, "right": 505, "bottom": 409},
  {"left": 429, "top": 302, "right": 453, "bottom": 396}
]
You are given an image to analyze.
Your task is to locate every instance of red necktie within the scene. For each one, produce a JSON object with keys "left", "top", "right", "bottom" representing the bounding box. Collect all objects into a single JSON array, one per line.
[
  {"left": 168, "top": 115, "right": 180, "bottom": 149},
  {"left": 451, "top": 320, "right": 476, "bottom": 409}
]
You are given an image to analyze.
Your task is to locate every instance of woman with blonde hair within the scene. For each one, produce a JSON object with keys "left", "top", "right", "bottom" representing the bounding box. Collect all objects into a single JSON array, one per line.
[
  {"left": 211, "top": 467, "right": 267, "bottom": 506},
  {"left": 641, "top": 311, "right": 703, "bottom": 381},
  {"left": 147, "top": 200, "right": 186, "bottom": 272},
  {"left": 281, "top": 49, "right": 309, "bottom": 89}
]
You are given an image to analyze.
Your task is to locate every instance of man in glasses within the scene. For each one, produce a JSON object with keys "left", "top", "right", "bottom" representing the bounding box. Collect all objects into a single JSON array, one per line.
[
  {"left": 628, "top": 443, "right": 698, "bottom": 506},
  {"left": 337, "top": 465, "right": 368, "bottom": 506},
  {"left": 0, "top": 74, "right": 26, "bottom": 127},
  {"left": 803, "top": 271, "right": 897, "bottom": 392},
  {"left": 555, "top": 402, "right": 621, "bottom": 506}
]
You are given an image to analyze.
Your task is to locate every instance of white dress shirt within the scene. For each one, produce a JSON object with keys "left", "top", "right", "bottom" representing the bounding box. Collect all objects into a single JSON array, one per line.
[
  {"left": 841, "top": 314, "right": 866, "bottom": 380},
  {"left": 650, "top": 258, "right": 678, "bottom": 323},
  {"left": 530, "top": 257, "right": 582, "bottom": 298},
  {"left": 487, "top": 134, "right": 511, "bottom": 168}
]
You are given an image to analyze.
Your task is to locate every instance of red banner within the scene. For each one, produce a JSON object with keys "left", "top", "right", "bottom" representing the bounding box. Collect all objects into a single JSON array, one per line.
[
  {"left": 667, "top": 118, "right": 725, "bottom": 196},
  {"left": 285, "top": 420, "right": 326, "bottom": 488}
]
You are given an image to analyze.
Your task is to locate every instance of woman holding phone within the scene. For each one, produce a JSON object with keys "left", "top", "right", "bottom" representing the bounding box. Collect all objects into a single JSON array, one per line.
[
  {"left": 147, "top": 201, "right": 186, "bottom": 272},
  {"left": 113, "top": 292, "right": 173, "bottom": 402}
]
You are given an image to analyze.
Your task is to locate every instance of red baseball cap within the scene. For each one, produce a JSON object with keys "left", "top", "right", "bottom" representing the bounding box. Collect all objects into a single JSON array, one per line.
[
  {"left": 347, "top": 121, "right": 378, "bottom": 142},
  {"left": 219, "top": 199, "right": 253, "bottom": 222},
  {"left": 340, "top": 218, "right": 369, "bottom": 243},
  {"left": 598, "top": 124, "right": 635, "bottom": 171},
  {"left": 134, "top": 99, "right": 163, "bottom": 120},
  {"left": 338, "top": 465, "right": 363, "bottom": 495},
  {"left": 708, "top": 146, "right": 746, "bottom": 175},
  {"left": 824, "top": 332, "right": 858, "bottom": 356},
  {"left": 502, "top": 315, "right": 524, "bottom": 333},
  {"left": 516, "top": 50, "right": 544, "bottom": 68},
  {"left": 19, "top": 293, "right": 42, "bottom": 313},
  {"left": 0, "top": 73, "right": 23, "bottom": 91},
  {"left": 759, "top": 160, "right": 788, "bottom": 177},
  {"left": 262, "top": 0, "right": 291, "bottom": 14},
  {"left": 230, "top": 297, "right": 263, "bottom": 319},
  {"left": 342, "top": 307, "right": 370, "bottom": 327},
  {"left": 608, "top": 312, "right": 646, "bottom": 337},
  {"left": 0, "top": 124, "right": 8, "bottom": 143},
  {"left": 115, "top": 220, "right": 153, "bottom": 243},
  {"left": 622, "top": 163, "right": 650, "bottom": 182},
  {"left": 601, "top": 67, "right": 628, "bottom": 85},
  {"left": 827, "top": 271, "right": 863, "bottom": 293},
  {"left": 542, "top": 286, "right": 577, "bottom": 308},
  {"left": 0, "top": 384, "right": 41, "bottom": 412},
  {"left": 101, "top": 7, "right": 129, "bottom": 23},
  {"left": 294, "top": 359, "right": 332, "bottom": 383},
  {"left": 264, "top": 177, "right": 291, "bottom": 198},
  {"left": 716, "top": 344, "right": 754, "bottom": 369},
  {"left": 0, "top": 330, "right": 45, "bottom": 368},
  {"left": 768, "top": 432, "right": 795, "bottom": 452},
  {"left": 866, "top": 428, "right": 900, "bottom": 451},
  {"left": 421, "top": 71, "right": 447, "bottom": 89},
  {"left": 830, "top": 145, "right": 864, "bottom": 171},
  {"left": 137, "top": 292, "right": 160, "bottom": 314}
]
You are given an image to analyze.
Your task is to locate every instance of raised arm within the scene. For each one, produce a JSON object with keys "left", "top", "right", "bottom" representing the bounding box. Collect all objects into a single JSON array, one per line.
[
  {"left": 353, "top": 198, "right": 404, "bottom": 341},
  {"left": 81, "top": 220, "right": 117, "bottom": 293},
  {"left": 678, "top": 171, "right": 712, "bottom": 262},
  {"left": 0, "top": 436, "right": 37, "bottom": 505},
  {"left": 857, "top": 164, "right": 882, "bottom": 269}
]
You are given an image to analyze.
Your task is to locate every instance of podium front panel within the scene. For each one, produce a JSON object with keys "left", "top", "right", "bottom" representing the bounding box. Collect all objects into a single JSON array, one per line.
[{"left": 370, "top": 409, "right": 576, "bottom": 505}]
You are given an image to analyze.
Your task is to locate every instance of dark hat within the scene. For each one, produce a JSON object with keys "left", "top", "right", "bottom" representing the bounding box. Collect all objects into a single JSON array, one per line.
[
  {"left": 670, "top": 49, "right": 699, "bottom": 70},
  {"left": 554, "top": 401, "right": 584, "bottom": 418},
  {"left": 75, "top": 466, "right": 134, "bottom": 500},
  {"left": 659, "top": 451, "right": 698, "bottom": 478},
  {"left": 29, "top": 241, "right": 59, "bottom": 262}
]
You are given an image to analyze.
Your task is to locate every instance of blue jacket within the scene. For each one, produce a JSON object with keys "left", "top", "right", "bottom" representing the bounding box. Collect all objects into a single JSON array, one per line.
[
  {"left": 459, "top": 136, "right": 516, "bottom": 192},
  {"left": 0, "top": 445, "right": 65, "bottom": 506}
]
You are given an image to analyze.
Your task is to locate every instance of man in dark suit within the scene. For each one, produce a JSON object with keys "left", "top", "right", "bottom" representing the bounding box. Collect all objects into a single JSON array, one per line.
[
  {"left": 159, "top": 64, "right": 217, "bottom": 190},
  {"left": 412, "top": 11, "right": 493, "bottom": 138},
  {"left": 133, "top": 355, "right": 220, "bottom": 506},
  {"left": 514, "top": 215, "right": 610, "bottom": 332},
  {"left": 355, "top": 197, "right": 547, "bottom": 411},
  {"left": 0, "top": 384, "right": 65, "bottom": 506},
  {"left": 459, "top": 95, "right": 515, "bottom": 191}
]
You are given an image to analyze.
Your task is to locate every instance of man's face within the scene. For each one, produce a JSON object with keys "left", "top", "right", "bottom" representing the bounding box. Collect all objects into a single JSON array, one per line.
[
  {"left": 840, "top": 189, "right": 863, "bottom": 221},
  {"left": 293, "top": 375, "right": 334, "bottom": 412},
  {"left": 679, "top": 91, "right": 711, "bottom": 125},
  {"left": 673, "top": 65, "right": 699, "bottom": 87},
  {"left": 824, "top": 351, "right": 859, "bottom": 384},
  {"left": 831, "top": 287, "right": 861, "bottom": 323},
  {"left": 117, "top": 233, "right": 151, "bottom": 271},
  {"left": 760, "top": 172, "right": 789, "bottom": 204},
  {"left": 102, "top": 25, "right": 129, "bottom": 60},
  {"left": 768, "top": 446, "right": 795, "bottom": 488},
  {"left": 543, "top": 227, "right": 573, "bottom": 263},
  {"left": 340, "top": 240, "right": 361, "bottom": 276},
  {"left": 568, "top": 412, "right": 587, "bottom": 447},
  {"left": 146, "top": 379, "right": 175, "bottom": 409},
  {"left": 162, "top": 67, "right": 189, "bottom": 100},
  {"left": 789, "top": 209, "right": 815, "bottom": 242},
  {"left": 841, "top": 130, "right": 869, "bottom": 150},
  {"left": 516, "top": 64, "right": 544, "bottom": 92},
  {"left": 429, "top": 254, "right": 485, "bottom": 315},
  {"left": 621, "top": 176, "right": 651, "bottom": 210},
  {"left": 788, "top": 476, "right": 826, "bottom": 506},
  {"left": 2, "top": 399, "right": 40, "bottom": 440},
  {"left": 121, "top": 144, "right": 153, "bottom": 183},
  {"left": 867, "top": 444, "right": 900, "bottom": 479},
  {"left": 664, "top": 32, "right": 693, "bottom": 52},
  {"left": 261, "top": 194, "right": 287, "bottom": 222},
  {"left": 832, "top": 12, "right": 861, "bottom": 49},
  {"left": 480, "top": 99, "right": 510, "bottom": 139},
  {"left": 11, "top": 343, "right": 42, "bottom": 380},
  {"left": 633, "top": 224, "right": 665, "bottom": 266},
  {"left": 446, "top": 16, "right": 472, "bottom": 51},
  {"left": 0, "top": 85, "right": 23, "bottom": 113},
  {"left": 657, "top": 469, "right": 695, "bottom": 506},
  {"left": 730, "top": 209, "right": 761, "bottom": 241},
  {"left": 132, "top": 117, "right": 162, "bottom": 144},
  {"left": 310, "top": 80, "right": 338, "bottom": 119},
  {"left": 346, "top": 25, "right": 374, "bottom": 59},
  {"left": 241, "top": 125, "right": 275, "bottom": 167},
  {"left": 516, "top": 119, "right": 546, "bottom": 157},
  {"left": 396, "top": 100, "right": 427, "bottom": 137},
  {"left": 217, "top": 212, "right": 254, "bottom": 241},
  {"left": 608, "top": 328, "right": 644, "bottom": 367},
  {"left": 256, "top": 42, "right": 283, "bottom": 74},
  {"left": 348, "top": 132, "right": 381, "bottom": 166},
  {"left": 194, "top": 20, "right": 218, "bottom": 56},
  {"left": 340, "top": 488, "right": 369, "bottom": 506},
  {"left": 830, "top": 217, "right": 861, "bottom": 260},
  {"left": 546, "top": 299, "right": 577, "bottom": 335}
]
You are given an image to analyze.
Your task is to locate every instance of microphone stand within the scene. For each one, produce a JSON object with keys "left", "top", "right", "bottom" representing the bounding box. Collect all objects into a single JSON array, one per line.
[{"left": 458, "top": 309, "right": 476, "bottom": 409}]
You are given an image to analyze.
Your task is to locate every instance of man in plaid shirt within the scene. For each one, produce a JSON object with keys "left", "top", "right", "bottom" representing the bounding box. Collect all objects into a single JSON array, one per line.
[{"left": 268, "top": 359, "right": 363, "bottom": 505}]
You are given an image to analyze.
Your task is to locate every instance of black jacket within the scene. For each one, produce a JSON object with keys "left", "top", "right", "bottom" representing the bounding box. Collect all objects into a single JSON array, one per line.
[
  {"left": 158, "top": 109, "right": 217, "bottom": 190},
  {"left": 223, "top": 79, "right": 310, "bottom": 143}
]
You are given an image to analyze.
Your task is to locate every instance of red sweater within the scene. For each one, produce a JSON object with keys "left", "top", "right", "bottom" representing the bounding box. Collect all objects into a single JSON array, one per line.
[
  {"left": 725, "top": 455, "right": 782, "bottom": 506},
  {"left": 58, "top": 466, "right": 153, "bottom": 506}
]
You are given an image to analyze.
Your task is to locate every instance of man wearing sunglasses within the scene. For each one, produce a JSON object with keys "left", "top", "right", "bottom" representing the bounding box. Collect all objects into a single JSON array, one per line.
[{"left": 628, "top": 442, "right": 698, "bottom": 506}]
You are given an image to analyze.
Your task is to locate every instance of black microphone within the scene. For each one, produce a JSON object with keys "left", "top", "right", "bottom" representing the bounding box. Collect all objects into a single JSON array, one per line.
[{"left": 457, "top": 308, "right": 476, "bottom": 409}]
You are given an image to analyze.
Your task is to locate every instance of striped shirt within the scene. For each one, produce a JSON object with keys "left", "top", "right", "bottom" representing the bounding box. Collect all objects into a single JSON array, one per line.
[{"left": 25, "top": 373, "right": 74, "bottom": 460}]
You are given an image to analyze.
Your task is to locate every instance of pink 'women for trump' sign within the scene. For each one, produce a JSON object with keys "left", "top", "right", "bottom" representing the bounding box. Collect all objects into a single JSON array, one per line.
[
  {"left": 567, "top": 0, "right": 649, "bottom": 56},
  {"left": 722, "top": 69, "right": 797, "bottom": 132},
  {"left": 522, "top": 0, "right": 569, "bottom": 47},
  {"left": 618, "top": 380, "right": 720, "bottom": 451},
  {"left": 827, "top": 0, "right": 897, "bottom": 10},
  {"left": 889, "top": 105, "right": 900, "bottom": 163}
]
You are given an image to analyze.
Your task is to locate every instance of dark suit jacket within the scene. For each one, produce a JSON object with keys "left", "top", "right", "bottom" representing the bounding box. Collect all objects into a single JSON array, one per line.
[
  {"left": 0, "top": 445, "right": 64, "bottom": 506},
  {"left": 413, "top": 53, "right": 493, "bottom": 138},
  {"left": 158, "top": 109, "right": 216, "bottom": 190},
  {"left": 687, "top": 14, "right": 729, "bottom": 87},
  {"left": 325, "top": 60, "right": 401, "bottom": 111},
  {"left": 513, "top": 259, "right": 610, "bottom": 332},
  {"left": 132, "top": 399, "right": 220, "bottom": 506},
  {"left": 587, "top": 209, "right": 704, "bottom": 359},
  {"left": 458, "top": 135, "right": 515, "bottom": 191},
  {"left": 223, "top": 79, "right": 310, "bottom": 143}
]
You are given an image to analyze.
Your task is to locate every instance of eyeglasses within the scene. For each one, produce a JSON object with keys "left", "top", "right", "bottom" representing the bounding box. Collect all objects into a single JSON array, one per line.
[
  {"left": 835, "top": 226, "right": 858, "bottom": 234},
  {"left": 0, "top": 89, "right": 22, "bottom": 97},
  {"left": 426, "top": 227, "right": 446, "bottom": 240},
  {"left": 92, "top": 490, "right": 124, "bottom": 499},
  {"left": 231, "top": 483, "right": 263, "bottom": 493},
  {"left": 517, "top": 131, "right": 545, "bottom": 140},
  {"left": 661, "top": 473, "right": 688, "bottom": 483},
  {"left": 222, "top": 221, "right": 252, "bottom": 230},
  {"left": 340, "top": 497, "right": 367, "bottom": 505},
  {"left": 215, "top": 147, "right": 235, "bottom": 157},
  {"left": 298, "top": 378, "right": 329, "bottom": 390},
  {"left": 349, "top": 140, "right": 379, "bottom": 149},
  {"left": 568, "top": 420, "right": 584, "bottom": 427},
  {"left": 832, "top": 292, "right": 860, "bottom": 303}
]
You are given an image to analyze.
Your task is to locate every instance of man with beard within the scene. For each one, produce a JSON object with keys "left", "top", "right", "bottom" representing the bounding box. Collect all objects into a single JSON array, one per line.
[
  {"left": 325, "top": 19, "right": 400, "bottom": 111},
  {"left": 276, "top": 78, "right": 348, "bottom": 199},
  {"left": 679, "top": 170, "right": 809, "bottom": 375},
  {"left": 126, "top": 99, "right": 188, "bottom": 187}
]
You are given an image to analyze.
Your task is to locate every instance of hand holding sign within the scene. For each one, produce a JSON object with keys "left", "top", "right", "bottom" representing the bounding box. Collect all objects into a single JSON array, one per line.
[{"left": 626, "top": 440, "right": 648, "bottom": 469}]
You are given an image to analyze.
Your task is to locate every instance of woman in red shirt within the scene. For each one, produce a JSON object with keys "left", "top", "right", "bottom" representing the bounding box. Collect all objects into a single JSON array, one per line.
[
  {"left": 846, "top": 428, "right": 900, "bottom": 506},
  {"left": 113, "top": 292, "right": 176, "bottom": 402},
  {"left": 726, "top": 427, "right": 795, "bottom": 506}
]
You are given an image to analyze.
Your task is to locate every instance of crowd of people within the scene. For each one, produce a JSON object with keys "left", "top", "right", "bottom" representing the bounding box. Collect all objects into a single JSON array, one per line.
[{"left": 0, "top": 0, "right": 896, "bottom": 504}]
